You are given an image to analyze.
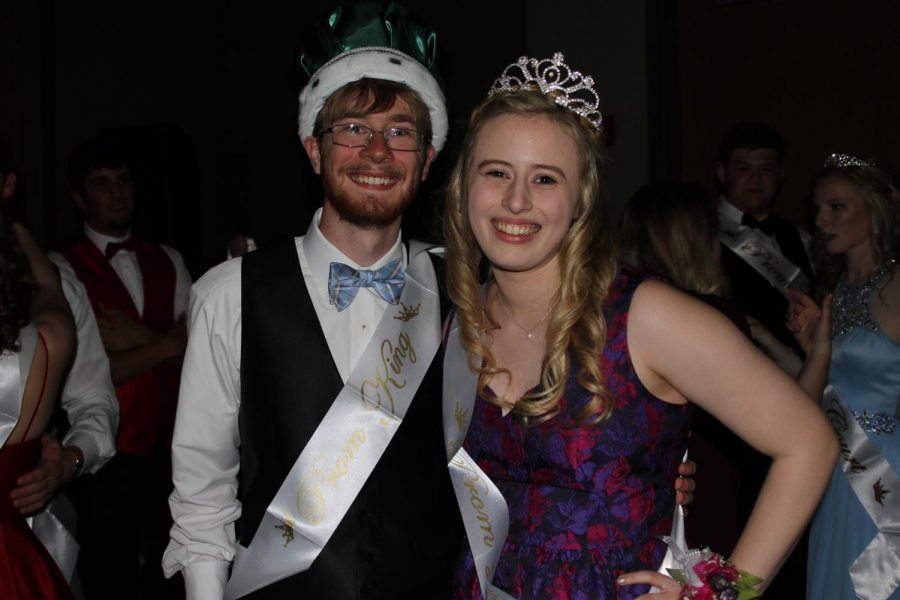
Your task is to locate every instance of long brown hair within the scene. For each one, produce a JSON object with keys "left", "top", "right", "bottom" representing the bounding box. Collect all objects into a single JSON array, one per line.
[
  {"left": 620, "top": 183, "right": 727, "bottom": 295},
  {"left": 0, "top": 203, "right": 34, "bottom": 353},
  {"left": 443, "top": 89, "right": 617, "bottom": 424}
]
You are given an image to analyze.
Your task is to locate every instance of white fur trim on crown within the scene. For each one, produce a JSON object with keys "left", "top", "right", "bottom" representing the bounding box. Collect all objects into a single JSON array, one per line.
[{"left": 298, "top": 47, "right": 448, "bottom": 153}]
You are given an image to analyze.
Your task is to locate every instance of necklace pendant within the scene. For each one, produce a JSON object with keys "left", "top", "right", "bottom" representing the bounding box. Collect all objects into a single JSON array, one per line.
[{"left": 526, "top": 332, "right": 533, "bottom": 339}]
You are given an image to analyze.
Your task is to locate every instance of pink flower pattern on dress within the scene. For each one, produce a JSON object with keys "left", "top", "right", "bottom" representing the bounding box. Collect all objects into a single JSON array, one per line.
[{"left": 453, "top": 267, "right": 694, "bottom": 599}]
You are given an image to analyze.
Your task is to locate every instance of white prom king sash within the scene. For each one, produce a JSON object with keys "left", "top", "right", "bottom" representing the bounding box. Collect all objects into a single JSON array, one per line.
[
  {"left": 0, "top": 323, "right": 38, "bottom": 447},
  {"left": 822, "top": 385, "right": 900, "bottom": 600},
  {"left": 719, "top": 224, "right": 810, "bottom": 299},
  {"left": 225, "top": 242, "right": 441, "bottom": 599},
  {"left": 442, "top": 321, "right": 516, "bottom": 600}
]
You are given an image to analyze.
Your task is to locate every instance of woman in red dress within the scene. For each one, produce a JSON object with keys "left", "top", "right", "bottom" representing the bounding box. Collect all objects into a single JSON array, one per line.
[{"left": 0, "top": 209, "right": 76, "bottom": 600}]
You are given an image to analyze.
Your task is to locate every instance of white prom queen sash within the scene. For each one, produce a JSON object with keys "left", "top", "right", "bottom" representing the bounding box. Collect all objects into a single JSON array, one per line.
[
  {"left": 443, "top": 322, "right": 517, "bottom": 600},
  {"left": 224, "top": 242, "right": 441, "bottom": 600},
  {"left": 1, "top": 326, "right": 80, "bottom": 580},
  {"left": 30, "top": 497, "right": 80, "bottom": 581},
  {"left": 0, "top": 323, "right": 38, "bottom": 446},
  {"left": 822, "top": 385, "right": 900, "bottom": 600},
  {"left": 719, "top": 226, "right": 810, "bottom": 299},
  {"left": 652, "top": 451, "right": 689, "bottom": 592}
]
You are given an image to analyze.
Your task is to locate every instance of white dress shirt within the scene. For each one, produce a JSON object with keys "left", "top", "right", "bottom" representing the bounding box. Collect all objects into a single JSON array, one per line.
[
  {"left": 718, "top": 195, "right": 750, "bottom": 236},
  {"left": 164, "top": 208, "right": 405, "bottom": 600},
  {"left": 76, "top": 224, "right": 192, "bottom": 318},
  {"left": 718, "top": 196, "right": 812, "bottom": 255},
  {"left": 47, "top": 225, "right": 191, "bottom": 469},
  {"left": 45, "top": 258, "right": 119, "bottom": 473}
]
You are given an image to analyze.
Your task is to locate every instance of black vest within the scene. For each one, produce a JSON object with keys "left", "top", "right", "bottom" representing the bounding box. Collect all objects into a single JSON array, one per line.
[
  {"left": 239, "top": 237, "right": 463, "bottom": 599},
  {"left": 721, "top": 215, "right": 814, "bottom": 355}
]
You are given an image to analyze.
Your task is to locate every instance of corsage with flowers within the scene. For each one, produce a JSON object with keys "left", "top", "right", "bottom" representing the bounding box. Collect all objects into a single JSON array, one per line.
[{"left": 662, "top": 539, "right": 762, "bottom": 600}]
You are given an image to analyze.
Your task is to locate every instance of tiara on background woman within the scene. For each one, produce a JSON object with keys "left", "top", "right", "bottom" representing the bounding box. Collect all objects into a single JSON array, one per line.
[
  {"left": 490, "top": 52, "right": 603, "bottom": 131},
  {"left": 824, "top": 153, "right": 875, "bottom": 168}
]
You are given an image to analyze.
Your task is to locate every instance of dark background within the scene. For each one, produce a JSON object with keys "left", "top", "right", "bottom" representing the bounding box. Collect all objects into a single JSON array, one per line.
[{"left": 2, "top": 0, "right": 898, "bottom": 278}]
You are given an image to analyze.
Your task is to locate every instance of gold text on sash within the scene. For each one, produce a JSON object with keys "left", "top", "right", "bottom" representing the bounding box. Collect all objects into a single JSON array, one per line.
[
  {"left": 296, "top": 428, "right": 368, "bottom": 524},
  {"left": 360, "top": 331, "right": 417, "bottom": 415},
  {"left": 452, "top": 455, "right": 497, "bottom": 547},
  {"left": 740, "top": 241, "right": 791, "bottom": 287}
]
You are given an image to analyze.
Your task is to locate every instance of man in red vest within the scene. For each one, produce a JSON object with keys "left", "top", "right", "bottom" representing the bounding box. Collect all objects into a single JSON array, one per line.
[{"left": 55, "top": 137, "right": 192, "bottom": 599}]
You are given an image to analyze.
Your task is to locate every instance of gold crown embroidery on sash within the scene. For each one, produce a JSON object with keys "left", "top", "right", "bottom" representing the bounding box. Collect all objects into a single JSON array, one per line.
[
  {"left": 455, "top": 402, "right": 469, "bottom": 433},
  {"left": 874, "top": 478, "right": 891, "bottom": 506},
  {"left": 394, "top": 302, "right": 420, "bottom": 322},
  {"left": 275, "top": 520, "right": 295, "bottom": 547}
]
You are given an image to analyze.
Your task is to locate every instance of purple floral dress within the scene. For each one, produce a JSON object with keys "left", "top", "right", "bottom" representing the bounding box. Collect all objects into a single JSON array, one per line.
[{"left": 453, "top": 268, "right": 694, "bottom": 599}]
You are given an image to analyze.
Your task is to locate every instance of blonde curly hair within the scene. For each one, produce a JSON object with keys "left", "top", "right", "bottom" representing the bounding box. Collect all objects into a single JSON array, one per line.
[{"left": 443, "top": 89, "right": 618, "bottom": 425}]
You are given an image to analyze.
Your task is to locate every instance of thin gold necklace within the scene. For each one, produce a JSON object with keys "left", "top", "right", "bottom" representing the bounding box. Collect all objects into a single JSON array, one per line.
[{"left": 495, "top": 288, "right": 555, "bottom": 340}]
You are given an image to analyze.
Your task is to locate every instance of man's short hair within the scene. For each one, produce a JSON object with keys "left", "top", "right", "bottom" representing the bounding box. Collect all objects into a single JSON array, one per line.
[
  {"left": 313, "top": 78, "right": 432, "bottom": 150},
  {"left": 717, "top": 122, "right": 785, "bottom": 164},
  {"left": 68, "top": 138, "right": 131, "bottom": 194}
]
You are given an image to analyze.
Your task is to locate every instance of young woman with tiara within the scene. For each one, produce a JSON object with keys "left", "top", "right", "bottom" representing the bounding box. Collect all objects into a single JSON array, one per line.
[
  {"left": 0, "top": 205, "right": 75, "bottom": 599},
  {"left": 787, "top": 154, "right": 900, "bottom": 600},
  {"left": 440, "top": 53, "right": 838, "bottom": 599}
]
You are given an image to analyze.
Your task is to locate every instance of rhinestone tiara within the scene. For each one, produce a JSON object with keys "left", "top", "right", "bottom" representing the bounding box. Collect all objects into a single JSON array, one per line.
[
  {"left": 489, "top": 52, "right": 603, "bottom": 131},
  {"left": 824, "top": 152, "right": 875, "bottom": 168}
]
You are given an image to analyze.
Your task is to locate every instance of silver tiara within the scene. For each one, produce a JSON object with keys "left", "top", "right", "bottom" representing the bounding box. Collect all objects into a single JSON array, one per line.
[
  {"left": 490, "top": 52, "right": 603, "bottom": 131},
  {"left": 825, "top": 153, "right": 874, "bottom": 168}
]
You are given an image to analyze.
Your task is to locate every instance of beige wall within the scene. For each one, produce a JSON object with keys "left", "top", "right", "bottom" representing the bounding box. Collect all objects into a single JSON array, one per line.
[
  {"left": 14, "top": 2, "right": 897, "bottom": 263},
  {"left": 679, "top": 1, "right": 900, "bottom": 227},
  {"left": 526, "top": 1, "right": 649, "bottom": 216}
]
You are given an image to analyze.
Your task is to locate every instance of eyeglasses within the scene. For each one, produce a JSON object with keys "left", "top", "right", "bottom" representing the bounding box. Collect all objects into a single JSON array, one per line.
[{"left": 317, "top": 123, "right": 426, "bottom": 152}]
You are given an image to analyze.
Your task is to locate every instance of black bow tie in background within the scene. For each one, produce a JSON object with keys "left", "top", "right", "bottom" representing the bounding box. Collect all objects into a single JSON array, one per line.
[
  {"left": 741, "top": 214, "right": 777, "bottom": 236},
  {"left": 105, "top": 237, "right": 139, "bottom": 259}
]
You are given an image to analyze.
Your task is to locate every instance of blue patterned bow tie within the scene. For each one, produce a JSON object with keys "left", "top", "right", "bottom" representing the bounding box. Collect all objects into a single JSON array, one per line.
[{"left": 327, "top": 259, "right": 406, "bottom": 312}]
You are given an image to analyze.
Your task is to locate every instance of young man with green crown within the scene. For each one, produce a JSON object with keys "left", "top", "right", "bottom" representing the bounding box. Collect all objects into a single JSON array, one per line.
[
  {"left": 164, "top": 5, "right": 697, "bottom": 599},
  {"left": 163, "top": 3, "right": 462, "bottom": 599}
]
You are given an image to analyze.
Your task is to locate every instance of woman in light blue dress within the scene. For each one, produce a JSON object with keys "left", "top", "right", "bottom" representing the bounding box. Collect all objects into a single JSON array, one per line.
[{"left": 790, "top": 154, "right": 900, "bottom": 599}]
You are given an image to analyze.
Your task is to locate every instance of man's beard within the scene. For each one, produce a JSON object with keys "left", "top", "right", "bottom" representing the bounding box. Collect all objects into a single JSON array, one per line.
[{"left": 320, "top": 162, "right": 424, "bottom": 229}]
